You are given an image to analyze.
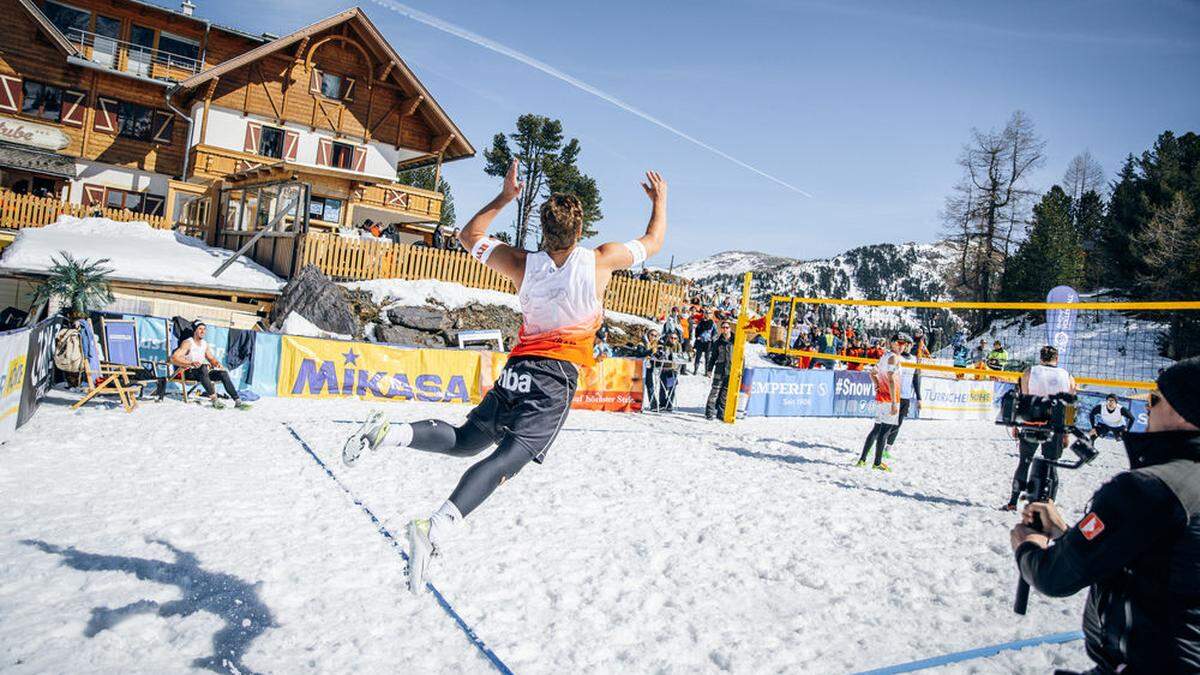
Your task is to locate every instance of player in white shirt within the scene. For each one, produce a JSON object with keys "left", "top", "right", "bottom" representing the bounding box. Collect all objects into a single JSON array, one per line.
[
  {"left": 856, "top": 333, "right": 907, "bottom": 471},
  {"left": 1002, "top": 345, "right": 1077, "bottom": 510}
]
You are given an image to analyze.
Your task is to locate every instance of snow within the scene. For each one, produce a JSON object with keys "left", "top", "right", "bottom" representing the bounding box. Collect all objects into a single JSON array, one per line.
[
  {"left": 673, "top": 250, "right": 799, "bottom": 281},
  {"left": 0, "top": 216, "right": 284, "bottom": 293},
  {"left": 280, "top": 312, "right": 352, "bottom": 340},
  {"left": 0, "top": 377, "right": 1115, "bottom": 673},
  {"left": 344, "top": 278, "right": 661, "bottom": 329}
]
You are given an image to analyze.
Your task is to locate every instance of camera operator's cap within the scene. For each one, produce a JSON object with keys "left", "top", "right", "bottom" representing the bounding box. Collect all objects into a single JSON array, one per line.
[
  {"left": 1157, "top": 356, "right": 1200, "bottom": 428},
  {"left": 891, "top": 332, "right": 913, "bottom": 343}
]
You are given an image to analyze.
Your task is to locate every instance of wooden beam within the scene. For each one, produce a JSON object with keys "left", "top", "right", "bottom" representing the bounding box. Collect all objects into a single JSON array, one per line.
[
  {"left": 199, "top": 77, "right": 218, "bottom": 146},
  {"left": 401, "top": 94, "right": 423, "bottom": 117},
  {"left": 377, "top": 61, "right": 394, "bottom": 82},
  {"left": 241, "top": 69, "right": 252, "bottom": 116},
  {"left": 294, "top": 35, "right": 311, "bottom": 61},
  {"left": 369, "top": 99, "right": 402, "bottom": 135},
  {"left": 364, "top": 84, "right": 377, "bottom": 141},
  {"left": 255, "top": 62, "right": 282, "bottom": 121},
  {"left": 433, "top": 151, "right": 444, "bottom": 186},
  {"left": 431, "top": 134, "right": 455, "bottom": 154}
]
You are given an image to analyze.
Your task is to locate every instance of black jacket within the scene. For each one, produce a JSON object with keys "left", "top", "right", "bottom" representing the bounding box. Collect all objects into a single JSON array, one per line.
[
  {"left": 708, "top": 335, "right": 733, "bottom": 369},
  {"left": 1016, "top": 431, "right": 1200, "bottom": 674}
]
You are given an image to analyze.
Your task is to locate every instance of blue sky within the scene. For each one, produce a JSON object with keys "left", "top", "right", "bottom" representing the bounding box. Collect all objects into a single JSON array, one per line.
[{"left": 193, "top": 0, "right": 1199, "bottom": 266}]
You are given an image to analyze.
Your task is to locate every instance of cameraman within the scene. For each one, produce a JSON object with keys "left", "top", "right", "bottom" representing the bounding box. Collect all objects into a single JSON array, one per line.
[
  {"left": 1002, "top": 345, "right": 1077, "bottom": 511},
  {"left": 1009, "top": 357, "right": 1200, "bottom": 674},
  {"left": 1088, "top": 394, "right": 1136, "bottom": 442}
]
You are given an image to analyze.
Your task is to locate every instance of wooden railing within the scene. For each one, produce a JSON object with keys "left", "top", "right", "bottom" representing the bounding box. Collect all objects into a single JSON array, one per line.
[
  {"left": 300, "top": 232, "right": 689, "bottom": 319},
  {"left": 0, "top": 191, "right": 172, "bottom": 230}
]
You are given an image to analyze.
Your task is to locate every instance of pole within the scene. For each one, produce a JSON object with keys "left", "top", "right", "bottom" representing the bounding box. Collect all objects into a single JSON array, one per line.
[{"left": 722, "top": 271, "right": 752, "bottom": 423}]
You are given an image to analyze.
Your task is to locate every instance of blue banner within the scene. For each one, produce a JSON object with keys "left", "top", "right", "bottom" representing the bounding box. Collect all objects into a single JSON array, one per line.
[
  {"left": 247, "top": 332, "right": 281, "bottom": 398},
  {"left": 833, "top": 370, "right": 877, "bottom": 417},
  {"left": 1046, "top": 285, "right": 1079, "bottom": 368},
  {"left": 744, "top": 368, "right": 834, "bottom": 417},
  {"left": 102, "top": 320, "right": 140, "bottom": 368}
]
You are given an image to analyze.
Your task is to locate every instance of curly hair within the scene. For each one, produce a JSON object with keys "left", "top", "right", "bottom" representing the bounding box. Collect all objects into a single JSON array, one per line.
[{"left": 539, "top": 193, "right": 584, "bottom": 251}]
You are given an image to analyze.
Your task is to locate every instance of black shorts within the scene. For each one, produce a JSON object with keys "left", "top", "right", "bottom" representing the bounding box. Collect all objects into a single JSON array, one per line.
[
  {"left": 467, "top": 356, "right": 579, "bottom": 463},
  {"left": 1093, "top": 423, "right": 1125, "bottom": 439}
]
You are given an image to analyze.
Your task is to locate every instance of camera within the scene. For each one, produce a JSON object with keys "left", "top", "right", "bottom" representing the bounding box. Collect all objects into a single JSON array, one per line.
[{"left": 997, "top": 390, "right": 1077, "bottom": 432}]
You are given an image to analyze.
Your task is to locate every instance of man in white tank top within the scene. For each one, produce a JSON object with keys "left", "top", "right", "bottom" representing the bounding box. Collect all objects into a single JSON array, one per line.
[
  {"left": 1002, "top": 345, "right": 1077, "bottom": 510},
  {"left": 1088, "top": 394, "right": 1136, "bottom": 441},
  {"left": 341, "top": 158, "right": 669, "bottom": 592}
]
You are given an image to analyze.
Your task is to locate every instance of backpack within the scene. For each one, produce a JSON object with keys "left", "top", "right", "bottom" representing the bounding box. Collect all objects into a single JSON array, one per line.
[{"left": 53, "top": 328, "right": 85, "bottom": 373}]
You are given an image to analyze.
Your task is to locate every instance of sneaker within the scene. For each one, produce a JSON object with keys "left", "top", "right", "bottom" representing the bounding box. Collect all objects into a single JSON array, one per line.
[
  {"left": 872, "top": 463, "right": 892, "bottom": 472},
  {"left": 234, "top": 400, "right": 252, "bottom": 411},
  {"left": 406, "top": 518, "right": 437, "bottom": 594},
  {"left": 999, "top": 503, "right": 1018, "bottom": 512},
  {"left": 211, "top": 398, "right": 226, "bottom": 410},
  {"left": 854, "top": 460, "right": 867, "bottom": 468},
  {"left": 342, "top": 410, "right": 389, "bottom": 467},
  {"left": 882, "top": 451, "right": 892, "bottom": 460}
]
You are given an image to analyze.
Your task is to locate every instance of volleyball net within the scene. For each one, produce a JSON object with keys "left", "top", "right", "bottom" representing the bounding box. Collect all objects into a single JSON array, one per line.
[{"left": 761, "top": 296, "right": 1200, "bottom": 391}]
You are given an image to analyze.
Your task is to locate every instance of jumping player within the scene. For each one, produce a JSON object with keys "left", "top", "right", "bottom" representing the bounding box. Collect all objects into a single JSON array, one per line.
[
  {"left": 856, "top": 333, "right": 905, "bottom": 471},
  {"left": 341, "top": 159, "right": 668, "bottom": 592},
  {"left": 1001, "top": 345, "right": 1077, "bottom": 511},
  {"left": 1088, "top": 394, "right": 1135, "bottom": 441}
]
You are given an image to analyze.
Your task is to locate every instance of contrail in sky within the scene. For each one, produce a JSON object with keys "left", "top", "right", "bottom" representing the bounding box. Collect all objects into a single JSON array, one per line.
[{"left": 368, "top": 0, "right": 812, "bottom": 197}]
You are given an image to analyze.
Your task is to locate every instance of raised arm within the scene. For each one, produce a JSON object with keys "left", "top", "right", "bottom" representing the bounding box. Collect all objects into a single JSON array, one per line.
[
  {"left": 458, "top": 158, "right": 527, "bottom": 287},
  {"left": 595, "top": 171, "right": 668, "bottom": 273}
]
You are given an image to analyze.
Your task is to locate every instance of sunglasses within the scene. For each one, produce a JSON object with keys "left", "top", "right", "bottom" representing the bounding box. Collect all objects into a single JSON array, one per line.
[{"left": 1150, "top": 392, "right": 1161, "bottom": 408}]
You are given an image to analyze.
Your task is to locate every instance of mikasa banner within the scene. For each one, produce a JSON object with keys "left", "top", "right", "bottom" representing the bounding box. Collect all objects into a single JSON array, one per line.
[{"left": 278, "top": 336, "right": 483, "bottom": 403}]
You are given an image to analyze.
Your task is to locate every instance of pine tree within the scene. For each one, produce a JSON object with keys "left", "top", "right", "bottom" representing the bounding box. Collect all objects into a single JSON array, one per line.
[
  {"left": 396, "top": 167, "right": 455, "bottom": 229},
  {"left": 1001, "top": 186, "right": 1084, "bottom": 301},
  {"left": 1096, "top": 155, "right": 1147, "bottom": 288}
]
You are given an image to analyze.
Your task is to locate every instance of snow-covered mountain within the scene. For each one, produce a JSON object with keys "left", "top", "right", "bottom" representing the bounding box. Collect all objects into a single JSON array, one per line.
[{"left": 672, "top": 251, "right": 801, "bottom": 281}]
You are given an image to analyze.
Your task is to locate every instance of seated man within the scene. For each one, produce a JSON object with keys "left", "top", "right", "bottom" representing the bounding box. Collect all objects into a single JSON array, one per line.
[
  {"left": 170, "top": 322, "right": 250, "bottom": 410},
  {"left": 1089, "top": 393, "right": 1136, "bottom": 441}
]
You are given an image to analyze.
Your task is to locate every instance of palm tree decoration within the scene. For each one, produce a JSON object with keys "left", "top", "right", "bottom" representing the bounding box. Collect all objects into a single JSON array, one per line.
[{"left": 32, "top": 252, "right": 115, "bottom": 321}]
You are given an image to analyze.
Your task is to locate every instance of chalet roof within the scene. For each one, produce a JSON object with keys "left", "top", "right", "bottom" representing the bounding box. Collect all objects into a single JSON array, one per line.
[
  {"left": 17, "top": 0, "right": 79, "bottom": 57},
  {"left": 0, "top": 141, "right": 77, "bottom": 179},
  {"left": 171, "top": 7, "right": 474, "bottom": 162}
]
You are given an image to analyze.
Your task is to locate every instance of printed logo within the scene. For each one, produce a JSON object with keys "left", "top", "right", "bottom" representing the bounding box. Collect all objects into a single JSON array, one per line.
[
  {"left": 499, "top": 368, "right": 532, "bottom": 394},
  {"left": 1079, "top": 512, "right": 1105, "bottom": 540}
]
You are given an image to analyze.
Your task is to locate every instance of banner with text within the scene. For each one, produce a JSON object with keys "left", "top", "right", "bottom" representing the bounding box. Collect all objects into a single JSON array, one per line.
[
  {"left": 744, "top": 368, "right": 835, "bottom": 417},
  {"left": 279, "top": 336, "right": 483, "bottom": 403},
  {"left": 17, "top": 317, "right": 59, "bottom": 428},
  {"left": 832, "top": 370, "right": 877, "bottom": 418},
  {"left": 484, "top": 353, "right": 644, "bottom": 412},
  {"left": 917, "top": 377, "right": 996, "bottom": 420},
  {"left": 0, "top": 327, "right": 30, "bottom": 443}
]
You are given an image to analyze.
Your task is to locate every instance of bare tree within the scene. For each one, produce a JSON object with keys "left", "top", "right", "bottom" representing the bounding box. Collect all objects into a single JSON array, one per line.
[
  {"left": 1063, "top": 150, "right": 1105, "bottom": 202},
  {"left": 941, "top": 111, "right": 1045, "bottom": 308}
]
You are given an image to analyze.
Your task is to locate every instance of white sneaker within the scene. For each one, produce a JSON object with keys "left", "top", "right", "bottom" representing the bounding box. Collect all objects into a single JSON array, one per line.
[
  {"left": 406, "top": 518, "right": 436, "bottom": 594},
  {"left": 342, "top": 410, "right": 389, "bottom": 467}
]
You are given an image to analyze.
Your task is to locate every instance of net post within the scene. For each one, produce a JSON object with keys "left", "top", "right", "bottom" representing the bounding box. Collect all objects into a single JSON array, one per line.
[{"left": 722, "top": 272, "right": 752, "bottom": 424}]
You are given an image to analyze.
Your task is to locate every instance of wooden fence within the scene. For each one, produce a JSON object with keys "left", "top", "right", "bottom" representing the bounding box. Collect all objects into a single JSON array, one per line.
[
  {"left": 300, "top": 232, "right": 689, "bottom": 319},
  {"left": 0, "top": 191, "right": 172, "bottom": 230}
]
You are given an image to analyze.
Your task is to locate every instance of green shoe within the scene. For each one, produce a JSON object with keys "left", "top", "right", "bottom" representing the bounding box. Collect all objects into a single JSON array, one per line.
[
  {"left": 211, "top": 398, "right": 226, "bottom": 410},
  {"left": 882, "top": 451, "right": 892, "bottom": 460},
  {"left": 234, "top": 400, "right": 252, "bottom": 410},
  {"left": 342, "top": 410, "right": 389, "bottom": 467},
  {"left": 873, "top": 463, "right": 892, "bottom": 472},
  {"left": 854, "top": 460, "right": 867, "bottom": 468}
]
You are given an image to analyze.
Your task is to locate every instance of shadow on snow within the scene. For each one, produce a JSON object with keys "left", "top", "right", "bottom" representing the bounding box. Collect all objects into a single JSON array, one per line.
[{"left": 22, "top": 538, "right": 275, "bottom": 675}]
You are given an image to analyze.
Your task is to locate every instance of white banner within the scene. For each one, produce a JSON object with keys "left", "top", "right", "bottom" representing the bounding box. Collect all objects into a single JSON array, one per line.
[
  {"left": 918, "top": 377, "right": 996, "bottom": 421},
  {"left": 0, "top": 328, "right": 30, "bottom": 443}
]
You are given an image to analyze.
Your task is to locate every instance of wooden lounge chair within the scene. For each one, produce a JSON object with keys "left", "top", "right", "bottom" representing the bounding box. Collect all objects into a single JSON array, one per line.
[{"left": 72, "top": 319, "right": 144, "bottom": 413}]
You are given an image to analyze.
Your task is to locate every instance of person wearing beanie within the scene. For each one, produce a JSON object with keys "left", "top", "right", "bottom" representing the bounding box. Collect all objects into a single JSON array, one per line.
[{"left": 1010, "top": 356, "right": 1200, "bottom": 674}]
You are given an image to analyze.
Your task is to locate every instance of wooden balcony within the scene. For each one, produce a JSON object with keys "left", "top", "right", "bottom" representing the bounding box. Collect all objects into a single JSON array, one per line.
[{"left": 66, "top": 28, "right": 202, "bottom": 83}]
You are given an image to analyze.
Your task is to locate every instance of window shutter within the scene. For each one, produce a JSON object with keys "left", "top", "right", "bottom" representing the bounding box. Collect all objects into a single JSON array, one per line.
[
  {"left": 352, "top": 146, "right": 367, "bottom": 172},
  {"left": 341, "top": 77, "right": 355, "bottom": 102},
  {"left": 93, "top": 97, "right": 118, "bottom": 132},
  {"left": 143, "top": 194, "right": 165, "bottom": 217},
  {"left": 0, "top": 74, "right": 20, "bottom": 114},
  {"left": 60, "top": 90, "right": 87, "bottom": 127},
  {"left": 152, "top": 110, "right": 175, "bottom": 144},
  {"left": 316, "top": 138, "right": 331, "bottom": 166},
  {"left": 81, "top": 184, "right": 105, "bottom": 207},
  {"left": 284, "top": 130, "right": 299, "bottom": 161},
  {"left": 309, "top": 69, "right": 321, "bottom": 94},
  {"left": 243, "top": 122, "right": 261, "bottom": 154}
]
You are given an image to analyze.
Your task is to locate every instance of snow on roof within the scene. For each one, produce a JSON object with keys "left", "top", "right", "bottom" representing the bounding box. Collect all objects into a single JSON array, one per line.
[
  {"left": 0, "top": 216, "right": 284, "bottom": 294},
  {"left": 343, "top": 278, "right": 660, "bottom": 329}
]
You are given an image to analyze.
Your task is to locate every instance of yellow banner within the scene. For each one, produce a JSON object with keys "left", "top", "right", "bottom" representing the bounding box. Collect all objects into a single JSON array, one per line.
[{"left": 278, "top": 336, "right": 483, "bottom": 403}]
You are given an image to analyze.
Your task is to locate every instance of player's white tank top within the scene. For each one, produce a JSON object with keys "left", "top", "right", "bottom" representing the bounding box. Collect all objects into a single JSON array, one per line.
[
  {"left": 899, "top": 354, "right": 917, "bottom": 400},
  {"left": 1027, "top": 364, "right": 1072, "bottom": 396},
  {"left": 510, "top": 247, "right": 603, "bottom": 366},
  {"left": 1099, "top": 404, "right": 1125, "bottom": 426},
  {"left": 187, "top": 338, "right": 208, "bottom": 363}
]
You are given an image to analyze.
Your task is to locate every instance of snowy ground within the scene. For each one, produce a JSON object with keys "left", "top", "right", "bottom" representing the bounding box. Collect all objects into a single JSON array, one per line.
[{"left": 0, "top": 377, "right": 1122, "bottom": 674}]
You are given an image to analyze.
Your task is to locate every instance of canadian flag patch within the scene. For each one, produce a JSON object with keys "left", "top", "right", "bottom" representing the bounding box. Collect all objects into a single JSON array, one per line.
[{"left": 1079, "top": 512, "right": 1105, "bottom": 540}]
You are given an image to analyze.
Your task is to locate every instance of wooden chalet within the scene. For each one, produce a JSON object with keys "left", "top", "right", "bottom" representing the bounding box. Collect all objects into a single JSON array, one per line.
[{"left": 0, "top": 0, "right": 474, "bottom": 278}]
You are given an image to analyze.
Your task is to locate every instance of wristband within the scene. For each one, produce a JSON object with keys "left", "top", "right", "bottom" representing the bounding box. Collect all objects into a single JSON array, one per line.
[
  {"left": 624, "top": 239, "right": 647, "bottom": 266},
  {"left": 470, "top": 237, "right": 503, "bottom": 264}
]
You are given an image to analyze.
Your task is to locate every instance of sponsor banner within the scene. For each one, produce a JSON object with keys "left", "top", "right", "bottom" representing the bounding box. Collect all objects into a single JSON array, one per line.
[
  {"left": 103, "top": 320, "right": 139, "bottom": 366},
  {"left": 919, "top": 377, "right": 996, "bottom": 420},
  {"left": 485, "top": 353, "right": 644, "bottom": 412},
  {"left": 0, "top": 327, "right": 30, "bottom": 443},
  {"left": 833, "top": 370, "right": 877, "bottom": 418},
  {"left": 17, "top": 317, "right": 59, "bottom": 428},
  {"left": 279, "top": 336, "right": 482, "bottom": 403},
  {"left": 1073, "top": 391, "right": 1149, "bottom": 434},
  {"left": 247, "top": 332, "right": 281, "bottom": 398},
  {"left": 744, "top": 368, "right": 834, "bottom": 417},
  {"left": 1046, "top": 285, "right": 1079, "bottom": 368}
]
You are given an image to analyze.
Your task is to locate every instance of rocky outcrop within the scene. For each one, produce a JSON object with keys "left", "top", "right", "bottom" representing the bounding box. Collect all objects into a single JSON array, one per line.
[{"left": 270, "top": 265, "right": 360, "bottom": 337}]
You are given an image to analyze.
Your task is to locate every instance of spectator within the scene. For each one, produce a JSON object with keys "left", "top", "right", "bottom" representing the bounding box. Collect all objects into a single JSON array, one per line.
[
  {"left": 693, "top": 309, "right": 717, "bottom": 375},
  {"left": 593, "top": 324, "right": 614, "bottom": 360},
  {"left": 170, "top": 323, "right": 250, "bottom": 410},
  {"left": 972, "top": 339, "right": 989, "bottom": 367},
  {"left": 844, "top": 337, "right": 867, "bottom": 371},
  {"left": 654, "top": 334, "right": 686, "bottom": 411},
  {"left": 813, "top": 327, "right": 838, "bottom": 369},
  {"left": 705, "top": 321, "right": 735, "bottom": 420},
  {"left": 987, "top": 340, "right": 1009, "bottom": 371},
  {"left": 662, "top": 307, "right": 683, "bottom": 341},
  {"left": 432, "top": 223, "right": 445, "bottom": 249},
  {"left": 912, "top": 328, "right": 932, "bottom": 360}
]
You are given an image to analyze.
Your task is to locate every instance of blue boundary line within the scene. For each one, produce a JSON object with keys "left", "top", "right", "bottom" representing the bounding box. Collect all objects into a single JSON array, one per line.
[
  {"left": 283, "top": 423, "right": 515, "bottom": 675},
  {"left": 854, "top": 630, "right": 1084, "bottom": 674}
]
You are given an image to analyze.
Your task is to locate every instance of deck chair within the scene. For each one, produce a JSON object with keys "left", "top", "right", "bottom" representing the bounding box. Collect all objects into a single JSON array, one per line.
[
  {"left": 72, "top": 318, "right": 144, "bottom": 413},
  {"left": 136, "top": 317, "right": 199, "bottom": 402}
]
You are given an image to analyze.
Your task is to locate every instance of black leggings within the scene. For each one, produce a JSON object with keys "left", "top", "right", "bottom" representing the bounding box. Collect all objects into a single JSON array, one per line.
[
  {"left": 185, "top": 365, "right": 238, "bottom": 400},
  {"left": 859, "top": 422, "right": 895, "bottom": 466},
  {"left": 407, "top": 420, "right": 533, "bottom": 517}
]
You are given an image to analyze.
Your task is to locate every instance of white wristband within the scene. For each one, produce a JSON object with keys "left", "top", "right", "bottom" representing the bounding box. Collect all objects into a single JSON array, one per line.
[
  {"left": 624, "top": 239, "right": 647, "bottom": 266},
  {"left": 470, "top": 237, "right": 503, "bottom": 264}
]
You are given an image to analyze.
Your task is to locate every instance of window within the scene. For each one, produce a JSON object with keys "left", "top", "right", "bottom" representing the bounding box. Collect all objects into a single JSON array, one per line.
[
  {"left": 319, "top": 72, "right": 343, "bottom": 99},
  {"left": 127, "top": 25, "right": 155, "bottom": 77},
  {"left": 329, "top": 142, "right": 354, "bottom": 170},
  {"left": 42, "top": 1, "right": 90, "bottom": 41},
  {"left": 21, "top": 81, "right": 63, "bottom": 122},
  {"left": 258, "top": 126, "right": 284, "bottom": 159},
  {"left": 116, "top": 101, "right": 155, "bottom": 141},
  {"left": 308, "top": 196, "right": 342, "bottom": 224},
  {"left": 312, "top": 69, "right": 354, "bottom": 101},
  {"left": 157, "top": 32, "right": 200, "bottom": 65},
  {"left": 99, "top": 187, "right": 163, "bottom": 215}
]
